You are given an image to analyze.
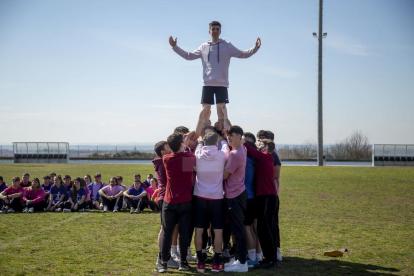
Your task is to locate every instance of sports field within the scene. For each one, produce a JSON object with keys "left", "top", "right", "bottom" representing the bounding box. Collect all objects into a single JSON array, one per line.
[{"left": 0, "top": 164, "right": 413, "bottom": 275}]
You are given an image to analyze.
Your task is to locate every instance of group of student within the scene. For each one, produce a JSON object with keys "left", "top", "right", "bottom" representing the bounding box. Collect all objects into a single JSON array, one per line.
[
  {"left": 153, "top": 105, "right": 282, "bottom": 273},
  {"left": 0, "top": 172, "right": 160, "bottom": 214}
]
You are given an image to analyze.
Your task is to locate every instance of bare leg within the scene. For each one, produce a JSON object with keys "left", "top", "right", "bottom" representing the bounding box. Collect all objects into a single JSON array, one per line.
[
  {"left": 213, "top": 229, "right": 223, "bottom": 253},
  {"left": 202, "top": 104, "right": 212, "bottom": 122},
  {"left": 216, "top": 103, "right": 225, "bottom": 130},
  {"left": 172, "top": 224, "right": 179, "bottom": 246},
  {"left": 245, "top": 225, "right": 256, "bottom": 250},
  {"left": 158, "top": 227, "right": 163, "bottom": 253},
  {"left": 195, "top": 228, "right": 204, "bottom": 251},
  {"left": 253, "top": 219, "right": 262, "bottom": 254}
]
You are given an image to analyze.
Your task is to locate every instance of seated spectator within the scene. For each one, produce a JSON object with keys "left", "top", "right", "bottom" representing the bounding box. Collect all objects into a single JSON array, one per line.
[
  {"left": 47, "top": 175, "right": 67, "bottom": 212},
  {"left": 63, "top": 175, "right": 73, "bottom": 192},
  {"left": 41, "top": 175, "right": 53, "bottom": 209},
  {"left": 99, "top": 177, "right": 124, "bottom": 212},
  {"left": 84, "top": 174, "right": 92, "bottom": 186},
  {"left": 0, "top": 176, "right": 25, "bottom": 213},
  {"left": 146, "top": 178, "right": 158, "bottom": 200},
  {"left": 142, "top": 178, "right": 160, "bottom": 212},
  {"left": 20, "top": 172, "right": 31, "bottom": 189},
  {"left": 142, "top": 174, "right": 154, "bottom": 188},
  {"left": 131, "top": 173, "right": 147, "bottom": 189},
  {"left": 116, "top": 175, "right": 127, "bottom": 209},
  {"left": 50, "top": 172, "right": 57, "bottom": 183},
  {"left": 79, "top": 177, "right": 92, "bottom": 208},
  {"left": 124, "top": 180, "right": 147, "bottom": 214},
  {"left": 87, "top": 174, "right": 104, "bottom": 210},
  {"left": 0, "top": 176, "right": 8, "bottom": 210},
  {"left": 23, "top": 178, "right": 45, "bottom": 213},
  {"left": 63, "top": 177, "right": 87, "bottom": 213}
]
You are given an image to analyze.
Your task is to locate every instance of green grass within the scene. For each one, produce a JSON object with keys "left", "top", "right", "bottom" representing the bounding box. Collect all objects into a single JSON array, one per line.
[{"left": 0, "top": 164, "right": 413, "bottom": 275}]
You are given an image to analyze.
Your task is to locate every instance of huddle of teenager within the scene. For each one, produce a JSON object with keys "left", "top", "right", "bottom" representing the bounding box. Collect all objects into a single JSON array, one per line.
[{"left": 0, "top": 173, "right": 160, "bottom": 214}]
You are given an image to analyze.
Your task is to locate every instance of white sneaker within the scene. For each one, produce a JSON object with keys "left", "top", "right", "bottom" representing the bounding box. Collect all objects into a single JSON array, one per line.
[
  {"left": 224, "top": 257, "right": 236, "bottom": 267},
  {"left": 103, "top": 206, "right": 108, "bottom": 212},
  {"left": 100, "top": 202, "right": 103, "bottom": 208},
  {"left": 78, "top": 208, "right": 85, "bottom": 212},
  {"left": 55, "top": 208, "right": 62, "bottom": 212},
  {"left": 113, "top": 206, "right": 119, "bottom": 212},
  {"left": 130, "top": 207, "right": 135, "bottom": 214},
  {"left": 23, "top": 207, "right": 29, "bottom": 213},
  {"left": 7, "top": 208, "right": 15, "bottom": 213},
  {"left": 256, "top": 252, "right": 263, "bottom": 262},
  {"left": 63, "top": 209, "right": 71, "bottom": 213},
  {"left": 186, "top": 253, "right": 197, "bottom": 262},
  {"left": 277, "top": 247, "right": 282, "bottom": 262},
  {"left": 223, "top": 260, "right": 248, "bottom": 273},
  {"left": 28, "top": 207, "right": 34, "bottom": 213},
  {"left": 171, "top": 252, "right": 180, "bottom": 263}
]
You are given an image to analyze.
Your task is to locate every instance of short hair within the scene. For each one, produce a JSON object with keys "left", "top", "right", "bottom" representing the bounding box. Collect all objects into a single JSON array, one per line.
[
  {"left": 228, "top": 125, "right": 244, "bottom": 137},
  {"left": 203, "top": 132, "right": 219, "bottom": 146},
  {"left": 23, "top": 172, "right": 29, "bottom": 177},
  {"left": 266, "top": 130, "right": 275, "bottom": 141},
  {"left": 64, "top": 175, "right": 71, "bottom": 180},
  {"left": 50, "top": 172, "right": 56, "bottom": 176},
  {"left": 243, "top": 132, "right": 256, "bottom": 143},
  {"left": 134, "top": 173, "right": 141, "bottom": 178},
  {"left": 154, "top": 141, "right": 168, "bottom": 157},
  {"left": 256, "top": 130, "right": 268, "bottom": 138},
  {"left": 245, "top": 140, "right": 257, "bottom": 150},
  {"left": 0, "top": 176, "right": 3, "bottom": 182},
  {"left": 43, "top": 175, "right": 51, "bottom": 180},
  {"left": 110, "top": 177, "right": 118, "bottom": 183},
  {"left": 261, "top": 139, "right": 275, "bottom": 153},
  {"left": 147, "top": 174, "right": 153, "bottom": 178},
  {"left": 167, "top": 132, "right": 183, "bottom": 153},
  {"left": 204, "top": 125, "right": 215, "bottom": 134},
  {"left": 94, "top": 173, "right": 101, "bottom": 178},
  {"left": 116, "top": 175, "right": 123, "bottom": 181},
  {"left": 12, "top": 176, "right": 20, "bottom": 183},
  {"left": 209, "top": 21, "right": 221, "bottom": 28},
  {"left": 174, "top": 126, "right": 189, "bottom": 134}
]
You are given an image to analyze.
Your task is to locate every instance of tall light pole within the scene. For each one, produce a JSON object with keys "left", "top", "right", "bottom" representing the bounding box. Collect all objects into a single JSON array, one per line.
[{"left": 313, "top": 0, "right": 327, "bottom": 166}]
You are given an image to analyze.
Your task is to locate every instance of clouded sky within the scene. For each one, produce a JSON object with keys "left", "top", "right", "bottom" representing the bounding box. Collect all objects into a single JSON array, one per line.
[{"left": 1, "top": 0, "right": 413, "bottom": 145}]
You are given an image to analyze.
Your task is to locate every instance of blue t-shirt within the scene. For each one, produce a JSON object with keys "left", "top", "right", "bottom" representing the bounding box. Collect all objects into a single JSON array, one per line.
[
  {"left": 41, "top": 183, "right": 53, "bottom": 193},
  {"left": 244, "top": 156, "right": 256, "bottom": 199},
  {"left": 272, "top": 151, "right": 282, "bottom": 166},
  {"left": 0, "top": 182, "right": 8, "bottom": 193},
  {"left": 68, "top": 187, "right": 87, "bottom": 203},
  {"left": 128, "top": 186, "right": 146, "bottom": 202},
  {"left": 50, "top": 184, "right": 68, "bottom": 204}
]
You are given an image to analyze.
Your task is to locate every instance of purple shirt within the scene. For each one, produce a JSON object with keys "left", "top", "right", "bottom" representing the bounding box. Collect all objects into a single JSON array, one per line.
[{"left": 224, "top": 145, "right": 247, "bottom": 199}]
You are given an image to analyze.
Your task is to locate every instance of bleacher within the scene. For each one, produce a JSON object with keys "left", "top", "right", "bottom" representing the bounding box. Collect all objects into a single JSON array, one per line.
[{"left": 13, "top": 142, "right": 69, "bottom": 163}]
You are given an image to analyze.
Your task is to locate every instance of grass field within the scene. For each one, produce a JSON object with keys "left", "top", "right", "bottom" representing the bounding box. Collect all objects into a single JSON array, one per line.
[{"left": 0, "top": 164, "right": 413, "bottom": 275}]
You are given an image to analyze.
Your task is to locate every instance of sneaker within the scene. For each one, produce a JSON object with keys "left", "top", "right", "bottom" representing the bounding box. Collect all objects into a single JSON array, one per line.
[
  {"left": 209, "top": 245, "right": 215, "bottom": 255},
  {"left": 113, "top": 206, "right": 118, "bottom": 212},
  {"left": 171, "top": 252, "right": 180, "bottom": 263},
  {"left": 55, "top": 208, "right": 62, "bottom": 212},
  {"left": 196, "top": 262, "right": 205, "bottom": 272},
  {"left": 167, "top": 257, "right": 179, "bottom": 269},
  {"left": 130, "top": 207, "right": 135, "bottom": 214},
  {"left": 78, "top": 208, "right": 85, "bottom": 212},
  {"left": 154, "top": 262, "right": 163, "bottom": 272},
  {"left": 224, "top": 260, "right": 248, "bottom": 273},
  {"left": 135, "top": 208, "right": 141, "bottom": 214},
  {"left": 103, "top": 206, "right": 108, "bottom": 212},
  {"left": 63, "top": 209, "right": 71, "bottom": 213},
  {"left": 254, "top": 260, "right": 278, "bottom": 269},
  {"left": 211, "top": 263, "right": 224, "bottom": 272},
  {"left": 247, "top": 258, "right": 259, "bottom": 268},
  {"left": 222, "top": 248, "right": 231, "bottom": 259},
  {"left": 178, "top": 261, "right": 190, "bottom": 271},
  {"left": 23, "top": 207, "right": 29, "bottom": 213},
  {"left": 158, "top": 263, "right": 168, "bottom": 273},
  {"left": 224, "top": 257, "right": 235, "bottom": 267},
  {"left": 28, "top": 207, "right": 34, "bottom": 213},
  {"left": 277, "top": 247, "right": 283, "bottom": 261},
  {"left": 256, "top": 252, "right": 263, "bottom": 262},
  {"left": 186, "top": 253, "right": 197, "bottom": 262},
  {"left": 7, "top": 208, "right": 15, "bottom": 213}
]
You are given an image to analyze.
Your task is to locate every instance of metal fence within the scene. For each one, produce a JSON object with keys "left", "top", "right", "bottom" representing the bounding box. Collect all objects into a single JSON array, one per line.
[{"left": 68, "top": 145, "right": 156, "bottom": 159}]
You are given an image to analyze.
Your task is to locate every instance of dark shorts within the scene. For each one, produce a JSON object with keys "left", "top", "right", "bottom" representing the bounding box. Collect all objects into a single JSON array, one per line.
[
  {"left": 158, "top": 200, "right": 164, "bottom": 224},
  {"left": 244, "top": 198, "right": 256, "bottom": 226},
  {"left": 194, "top": 197, "right": 224, "bottom": 230},
  {"left": 201, "top": 86, "right": 229, "bottom": 105}
]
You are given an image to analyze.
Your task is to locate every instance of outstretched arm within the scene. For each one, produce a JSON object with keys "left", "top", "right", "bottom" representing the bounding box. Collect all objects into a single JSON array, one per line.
[
  {"left": 228, "top": 37, "right": 261, "bottom": 58},
  {"left": 169, "top": 36, "right": 202, "bottom": 60}
]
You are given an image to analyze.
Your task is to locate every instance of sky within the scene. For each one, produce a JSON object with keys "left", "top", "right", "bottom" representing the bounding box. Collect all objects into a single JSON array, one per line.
[{"left": 0, "top": 0, "right": 413, "bottom": 145}]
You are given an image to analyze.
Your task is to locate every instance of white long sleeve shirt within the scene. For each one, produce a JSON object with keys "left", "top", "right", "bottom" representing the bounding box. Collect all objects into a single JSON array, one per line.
[{"left": 172, "top": 38, "right": 259, "bottom": 87}]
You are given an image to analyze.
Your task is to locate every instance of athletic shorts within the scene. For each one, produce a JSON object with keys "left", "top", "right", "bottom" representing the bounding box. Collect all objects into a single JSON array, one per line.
[
  {"left": 158, "top": 200, "right": 164, "bottom": 224},
  {"left": 194, "top": 197, "right": 224, "bottom": 230},
  {"left": 201, "top": 86, "right": 229, "bottom": 105},
  {"left": 243, "top": 198, "right": 256, "bottom": 226}
]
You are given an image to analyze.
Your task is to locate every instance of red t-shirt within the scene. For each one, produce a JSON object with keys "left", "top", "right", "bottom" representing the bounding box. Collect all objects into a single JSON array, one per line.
[
  {"left": 4, "top": 186, "right": 25, "bottom": 204},
  {"left": 163, "top": 151, "right": 196, "bottom": 204},
  {"left": 244, "top": 142, "right": 276, "bottom": 196}
]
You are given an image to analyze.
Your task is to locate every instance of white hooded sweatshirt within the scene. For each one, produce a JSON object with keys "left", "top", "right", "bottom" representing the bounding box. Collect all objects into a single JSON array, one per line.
[
  {"left": 172, "top": 38, "right": 259, "bottom": 87},
  {"left": 194, "top": 141, "right": 230, "bottom": 199}
]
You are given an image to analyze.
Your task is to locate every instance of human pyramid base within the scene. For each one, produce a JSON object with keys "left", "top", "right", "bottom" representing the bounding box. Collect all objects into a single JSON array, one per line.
[{"left": 0, "top": 20, "right": 282, "bottom": 273}]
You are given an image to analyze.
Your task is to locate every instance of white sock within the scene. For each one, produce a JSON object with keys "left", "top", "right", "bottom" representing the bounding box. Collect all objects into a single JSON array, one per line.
[
  {"left": 171, "top": 245, "right": 178, "bottom": 255},
  {"left": 248, "top": 249, "right": 256, "bottom": 261},
  {"left": 256, "top": 251, "right": 263, "bottom": 261}
]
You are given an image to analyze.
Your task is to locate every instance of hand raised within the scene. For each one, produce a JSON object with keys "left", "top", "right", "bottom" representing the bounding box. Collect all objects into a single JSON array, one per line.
[
  {"left": 169, "top": 36, "right": 177, "bottom": 47},
  {"left": 256, "top": 37, "right": 261, "bottom": 48}
]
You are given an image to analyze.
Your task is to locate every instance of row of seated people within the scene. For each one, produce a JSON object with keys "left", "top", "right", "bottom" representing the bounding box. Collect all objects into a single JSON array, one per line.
[{"left": 0, "top": 172, "right": 160, "bottom": 214}]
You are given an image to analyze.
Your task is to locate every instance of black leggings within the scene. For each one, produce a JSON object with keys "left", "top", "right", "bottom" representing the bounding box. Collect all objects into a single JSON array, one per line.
[
  {"left": 64, "top": 201, "right": 88, "bottom": 210},
  {"left": 5, "top": 198, "right": 24, "bottom": 212},
  {"left": 226, "top": 191, "right": 247, "bottom": 264},
  {"left": 26, "top": 201, "right": 45, "bottom": 212},
  {"left": 101, "top": 196, "right": 123, "bottom": 211},
  {"left": 256, "top": 194, "right": 277, "bottom": 262}
]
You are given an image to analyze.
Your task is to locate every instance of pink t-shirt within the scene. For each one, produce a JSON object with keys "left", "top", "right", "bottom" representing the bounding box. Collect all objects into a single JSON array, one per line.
[
  {"left": 101, "top": 185, "right": 124, "bottom": 197},
  {"left": 224, "top": 145, "right": 247, "bottom": 199},
  {"left": 4, "top": 186, "right": 25, "bottom": 204},
  {"left": 146, "top": 186, "right": 155, "bottom": 197}
]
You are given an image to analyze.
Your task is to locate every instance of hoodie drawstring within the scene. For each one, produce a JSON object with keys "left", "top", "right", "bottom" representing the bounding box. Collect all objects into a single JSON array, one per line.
[{"left": 207, "top": 43, "right": 219, "bottom": 63}]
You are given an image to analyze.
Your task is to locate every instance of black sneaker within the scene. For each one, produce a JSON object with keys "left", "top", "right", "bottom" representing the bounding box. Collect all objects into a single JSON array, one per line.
[
  {"left": 254, "top": 260, "right": 278, "bottom": 269},
  {"left": 179, "top": 261, "right": 190, "bottom": 271},
  {"left": 158, "top": 263, "right": 168, "bottom": 273}
]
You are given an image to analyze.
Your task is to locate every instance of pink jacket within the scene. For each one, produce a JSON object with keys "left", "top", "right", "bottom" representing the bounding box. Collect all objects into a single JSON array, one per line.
[{"left": 23, "top": 188, "right": 45, "bottom": 204}]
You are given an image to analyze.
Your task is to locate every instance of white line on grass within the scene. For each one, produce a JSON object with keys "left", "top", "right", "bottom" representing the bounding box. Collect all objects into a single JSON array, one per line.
[{"left": 0, "top": 213, "right": 87, "bottom": 250}]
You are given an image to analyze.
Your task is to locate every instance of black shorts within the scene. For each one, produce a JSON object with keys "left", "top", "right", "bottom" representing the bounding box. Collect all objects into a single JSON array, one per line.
[
  {"left": 158, "top": 200, "right": 164, "bottom": 224},
  {"left": 201, "top": 86, "right": 229, "bottom": 105},
  {"left": 194, "top": 197, "right": 224, "bottom": 230},
  {"left": 244, "top": 198, "right": 256, "bottom": 226}
]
